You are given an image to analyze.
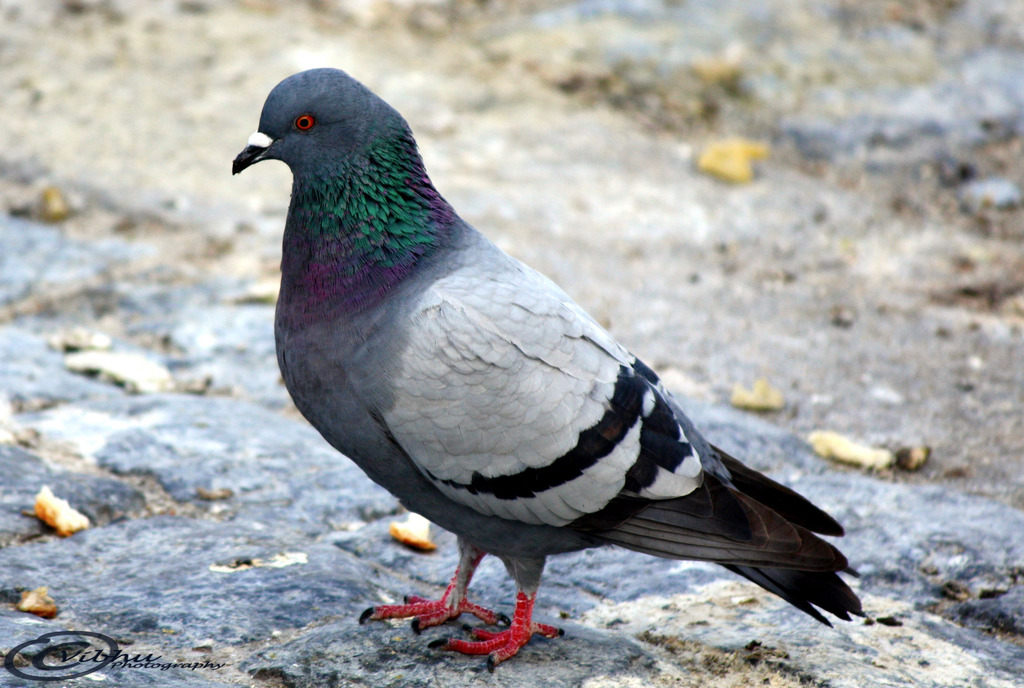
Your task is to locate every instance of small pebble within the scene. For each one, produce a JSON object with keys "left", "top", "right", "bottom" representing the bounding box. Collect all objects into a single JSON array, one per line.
[
  {"left": 47, "top": 327, "right": 113, "bottom": 353},
  {"left": 942, "top": 580, "right": 972, "bottom": 602},
  {"left": 232, "top": 279, "right": 279, "bottom": 304},
  {"left": 691, "top": 45, "right": 745, "bottom": 92},
  {"left": 829, "top": 305, "right": 856, "bottom": 328},
  {"left": 64, "top": 350, "right": 174, "bottom": 393},
  {"left": 935, "top": 154, "right": 976, "bottom": 187},
  {"left": 209, "top": 552, "right": 307, "bottom": 573},
  {"left": 874, "top": 615, "right": 903, "bottom": 627},
  {"left": 197, "top": 487, "right": 234, "bottom": 500},
  {"left": 895, "top": 446, "right": 931, "bottom": 471},
  {"left": 958, "top": 177, "right": 1022, "bottom": 213}
]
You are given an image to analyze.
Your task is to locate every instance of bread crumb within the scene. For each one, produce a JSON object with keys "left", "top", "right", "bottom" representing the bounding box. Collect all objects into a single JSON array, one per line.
[
  {"left": 389, "top": 512, "right": 436, "bottom": 552},
  {"left": 730, "top": 378, "right": 785, "bottom": 411},
  {"left": 808, "top": 431, "right": 894, "bottom": 470},
  {"left": 18, "top": 587, "right": 58, "bottom": 618},
  {"left": 34, "top": 486, "right": 91, "bottom": 537},
  {"left": 698, "top": 138, "right": 770, "bottom": 183}
]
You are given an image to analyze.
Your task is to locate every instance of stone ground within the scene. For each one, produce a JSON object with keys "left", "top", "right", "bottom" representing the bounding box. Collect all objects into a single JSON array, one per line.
[{"left": 1, "top": 1, "right": 1022, "bottom": 686}]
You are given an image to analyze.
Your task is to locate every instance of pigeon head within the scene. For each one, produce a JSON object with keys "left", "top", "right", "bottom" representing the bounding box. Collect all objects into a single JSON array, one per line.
[
  {"left": 234, "top": 68, "right": 456, "bottom": 315},
  {"left": 233, "top": 68, "right": 405, "bottom": 176}
]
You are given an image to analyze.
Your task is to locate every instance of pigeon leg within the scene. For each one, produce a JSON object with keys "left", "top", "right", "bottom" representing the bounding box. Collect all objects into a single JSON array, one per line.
[
  {"left": 360, "top": 541, "right": 508, "bottom": 632},
  {"left": 429, "top": 590, "right": 563, "bottom": 671}
]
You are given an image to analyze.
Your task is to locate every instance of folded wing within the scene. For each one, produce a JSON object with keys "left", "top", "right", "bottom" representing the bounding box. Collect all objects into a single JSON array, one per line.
[{"left": 385, "top": 261, "right": 705, "bottom": 526}]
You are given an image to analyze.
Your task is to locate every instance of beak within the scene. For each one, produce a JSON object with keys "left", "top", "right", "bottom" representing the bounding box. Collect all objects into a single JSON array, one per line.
[{"left": 232, "top": 132, "right": 274, "bottom": 175}]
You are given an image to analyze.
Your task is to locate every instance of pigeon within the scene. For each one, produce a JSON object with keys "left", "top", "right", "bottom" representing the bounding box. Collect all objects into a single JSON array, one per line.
[{"left": 233, "top": 68, "right": 863, "bottom": 669}]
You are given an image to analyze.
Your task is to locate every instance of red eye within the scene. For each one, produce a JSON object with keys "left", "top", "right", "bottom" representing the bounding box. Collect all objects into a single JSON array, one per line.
[{"left": 294, "top": 114, "right": 316, "bottom": 131}]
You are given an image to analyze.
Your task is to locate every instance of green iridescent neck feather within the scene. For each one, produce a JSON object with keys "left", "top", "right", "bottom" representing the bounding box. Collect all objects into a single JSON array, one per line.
[{"left": 282, "top": 128, "right": 456, "bottom": 314}]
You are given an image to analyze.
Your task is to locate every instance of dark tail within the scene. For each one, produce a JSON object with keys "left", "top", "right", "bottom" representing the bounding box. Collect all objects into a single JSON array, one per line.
[
  {"left": 723, "top": 564, "right": 862, "bottom": 625},
  {"left": 575, "top": 444, "right": 863, "bottom": 624}
]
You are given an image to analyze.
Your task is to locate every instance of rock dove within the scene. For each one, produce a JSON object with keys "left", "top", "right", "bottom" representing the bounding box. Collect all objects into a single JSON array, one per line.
[{"left": 233, "top": 68, "right": 863, "bottom": 669}]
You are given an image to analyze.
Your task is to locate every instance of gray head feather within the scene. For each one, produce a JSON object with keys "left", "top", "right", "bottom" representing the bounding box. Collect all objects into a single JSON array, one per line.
[{"left": 235, "top": 68, "right": 407, "bottom": 176}]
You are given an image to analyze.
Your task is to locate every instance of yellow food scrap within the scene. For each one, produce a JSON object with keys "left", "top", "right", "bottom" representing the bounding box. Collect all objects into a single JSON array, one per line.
[
  {"left": 40, "top": 186, "right": 71, "bottom": 222},
  {"left": 35, "top": 486, "right": 90, "bottom": 536},
  {"left": 808, "top": 431, "right": 894, "bottom": 470},
  {"left": 698, "top": 138, "right": 770, "bottom": 183},
  {"left": 389, "top": 512, "right": 436, "bottom": 552},
  {"left": 730, "top": 378, "right": 785, "bottom": 411},
  {"left": 18, "top": 587, "right": 58, "bottom": 618}
]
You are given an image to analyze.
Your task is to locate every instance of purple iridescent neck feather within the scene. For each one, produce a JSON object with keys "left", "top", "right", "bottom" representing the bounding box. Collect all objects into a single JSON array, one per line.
[{"left": 280, "top": 127, "right": 455, "bottom": 319}]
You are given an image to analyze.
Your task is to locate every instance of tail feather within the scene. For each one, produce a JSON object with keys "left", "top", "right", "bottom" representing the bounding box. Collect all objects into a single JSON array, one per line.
[
  {"left": 715, "top": 446, "right": 844, "bottom": 536},
  {"left": 576, "top": 447, "right": 861, "bottom": 624},
  {"left": 597, "top": 508, "right": 847, "bottom": 571},
  {"left": 723, "top": 565, "right": 863, "bottom": 625}
]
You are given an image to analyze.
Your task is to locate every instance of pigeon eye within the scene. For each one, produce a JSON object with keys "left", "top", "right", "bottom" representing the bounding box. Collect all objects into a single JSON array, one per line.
[{"left": 294, "top": 114, "right": 316, "bottom": 131}]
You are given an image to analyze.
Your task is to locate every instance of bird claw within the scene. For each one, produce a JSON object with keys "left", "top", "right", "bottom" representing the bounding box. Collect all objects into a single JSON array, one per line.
[
  {"left": 429, "top": 621, "right": 563, "bottom": 670},
  {"left": 431, "top": 589, "right": 563, "bottom": 667},
  {"left": 360, "top": 593, "right": 505, "bottom": 631}
]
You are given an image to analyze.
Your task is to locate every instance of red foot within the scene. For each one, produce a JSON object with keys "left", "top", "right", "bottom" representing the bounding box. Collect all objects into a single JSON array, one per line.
[
  {"left": 361, "top": 592, "right": 508, "bottom": 633},
  {"left": 429, "top": 591, "right": 563, "bottom": 670},
  {"left": 360, "top": 551, "right": 510, "bottom": 633}
]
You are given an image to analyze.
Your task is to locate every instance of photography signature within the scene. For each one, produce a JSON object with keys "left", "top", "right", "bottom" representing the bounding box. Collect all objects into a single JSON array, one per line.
[{"left": 3, "top": 631, "right": 227, "bottom": 682}]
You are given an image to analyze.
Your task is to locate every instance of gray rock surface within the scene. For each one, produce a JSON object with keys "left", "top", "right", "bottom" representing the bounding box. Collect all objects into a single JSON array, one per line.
[
  {"left": 780, "top": 49, "right": 1024, "bottom": 166},
  {"left": 0, "top": 516, "right": 407, "bottom": 648},
  {"left": 0, "top": 327, "right": 123, "bottom": 408},
  {"left": 1, "top": 2, "right": 1023, "bottom": 687},
  {"left": 0, "top": 444, "right": 144, "bottom": 547},
  {"left": 241, "top": 623, "right": 655, "bottom": 688},
  {"left": 0, "top": 216, "right": 147, "bottom": 309},
  {"left": 23, "top": 394, "right": 397, "bottom": 537},
  {"left": 2, "top": 309, "right": 1022, "bottom": 687}
]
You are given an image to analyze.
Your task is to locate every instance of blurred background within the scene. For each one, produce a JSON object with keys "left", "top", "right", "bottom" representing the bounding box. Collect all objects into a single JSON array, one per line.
[{"left": 2, "top": 0, "right": 1023, "bottom": 510}]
